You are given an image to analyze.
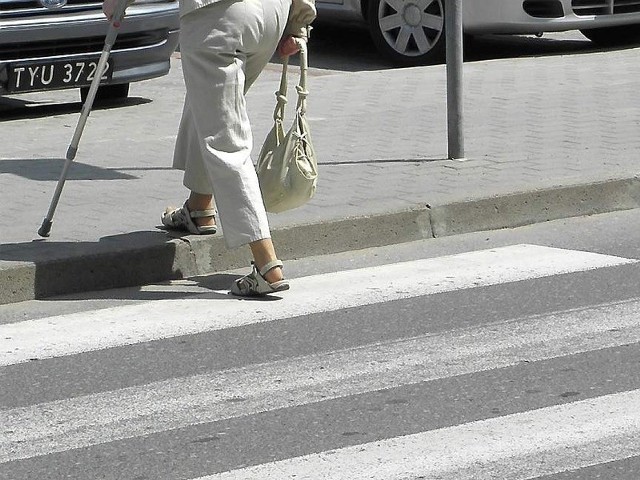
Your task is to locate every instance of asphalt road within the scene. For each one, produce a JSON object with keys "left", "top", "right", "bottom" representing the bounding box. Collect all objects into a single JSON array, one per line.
[{"left": 2, "top": 208, "right": 640, "bottom": 479}]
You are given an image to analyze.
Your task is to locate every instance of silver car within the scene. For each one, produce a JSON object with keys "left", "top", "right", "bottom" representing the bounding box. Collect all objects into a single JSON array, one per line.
[
  {"left": 316, "top": 0, "right": 640, "bottom": 65},
  {"left": 0, "top": 0, "right": 179, "bottom": 101}
]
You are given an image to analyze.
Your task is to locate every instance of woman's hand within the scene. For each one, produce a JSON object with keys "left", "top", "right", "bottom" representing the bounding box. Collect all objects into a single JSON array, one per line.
[
  {"left": 277, "top": 36, "right": 305, "bottom": 57},
  {"left": 102, "top": 0, "right": 123, "bottom": 26}
]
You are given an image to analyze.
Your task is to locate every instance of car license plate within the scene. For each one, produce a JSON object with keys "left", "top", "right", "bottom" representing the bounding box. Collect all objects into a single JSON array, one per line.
[{"left": 7, "top": 58, "right": 113, "bottom": 93}]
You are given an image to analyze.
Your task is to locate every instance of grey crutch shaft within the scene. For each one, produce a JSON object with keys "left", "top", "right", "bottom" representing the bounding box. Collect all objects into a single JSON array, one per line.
[{"left": 38, "top": 0, "right": 128, "bottom": 238}]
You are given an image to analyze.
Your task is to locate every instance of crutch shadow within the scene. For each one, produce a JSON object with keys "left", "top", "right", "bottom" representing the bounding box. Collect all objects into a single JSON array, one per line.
[{"left": 0, "top": 158, "right": 137, "bottom": 181}]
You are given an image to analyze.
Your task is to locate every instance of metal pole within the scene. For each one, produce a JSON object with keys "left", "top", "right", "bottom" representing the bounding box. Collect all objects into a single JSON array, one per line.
[{"left": 445, "top": 0, "right": 465, "bottom": 160}]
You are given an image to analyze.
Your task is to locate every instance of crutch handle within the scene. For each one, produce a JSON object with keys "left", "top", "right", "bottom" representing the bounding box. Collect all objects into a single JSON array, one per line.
[
  {"left": 111, "top": 0, "right": 128, "bottom": 28},
  {"left": 104, "top": 0, "right": 129, "bottom": 28}
]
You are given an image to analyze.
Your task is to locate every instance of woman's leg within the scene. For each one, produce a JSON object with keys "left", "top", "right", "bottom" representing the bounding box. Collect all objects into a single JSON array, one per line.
[
  {"left": 178, "top": 0, "right": 290, "bottom": 288},
  {"left": 242, "top": 0, "right": 292, "bottom": 283},
  {"left": 179, "top": 4, "right": 271, "bottom": 250}
]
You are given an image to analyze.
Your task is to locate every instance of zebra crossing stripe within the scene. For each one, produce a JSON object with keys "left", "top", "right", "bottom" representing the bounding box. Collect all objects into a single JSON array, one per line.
[
  {"left": 3, "top": 296, "right": 640, "bottom": 464},
  {"left": 197, "top": 389, "right": 640, "bottom": 480},
  {"left": 0, "top": 244, "right": 635, "bottom": 367}
]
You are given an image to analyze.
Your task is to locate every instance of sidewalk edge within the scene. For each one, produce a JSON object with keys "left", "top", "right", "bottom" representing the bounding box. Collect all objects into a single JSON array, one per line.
[{"left": 2, "top": 177, "right": 639, "bottom": 305}]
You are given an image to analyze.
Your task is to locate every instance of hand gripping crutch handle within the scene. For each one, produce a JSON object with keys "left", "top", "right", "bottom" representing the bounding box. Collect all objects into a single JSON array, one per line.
[{"left": 38, "top": 0, "right": 128, "bottom": 238}]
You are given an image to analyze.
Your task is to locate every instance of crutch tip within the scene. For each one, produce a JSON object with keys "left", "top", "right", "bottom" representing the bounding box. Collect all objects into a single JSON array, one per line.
[{"left": 38, "top": 219, "right": 53, "bottom": 237}]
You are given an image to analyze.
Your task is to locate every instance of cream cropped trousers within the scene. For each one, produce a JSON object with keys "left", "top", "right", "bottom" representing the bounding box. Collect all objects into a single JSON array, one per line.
[{"left": 173, "top": 0, "right": 291, "bottom": 249}]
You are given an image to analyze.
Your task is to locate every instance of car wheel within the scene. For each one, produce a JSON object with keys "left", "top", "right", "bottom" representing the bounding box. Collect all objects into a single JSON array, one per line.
[
  {"left": 80, "top": 83, "right": 130, "bottom": 104},
  {"left": 580, "top": 24, "right": 640, "bottom": 47},
  {"left": 367, "top": 0, "right": 446, "bottom": 66}
]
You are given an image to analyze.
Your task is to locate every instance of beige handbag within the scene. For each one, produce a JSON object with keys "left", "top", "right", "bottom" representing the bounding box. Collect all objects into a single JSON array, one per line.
[{"left": 256, "top": 41, "right": 318, "bottom": 214}]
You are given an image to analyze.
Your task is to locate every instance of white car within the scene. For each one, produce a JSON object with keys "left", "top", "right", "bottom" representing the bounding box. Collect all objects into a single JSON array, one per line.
[{"left": 315, "top": 0, "right": 640, "bottom": 64}]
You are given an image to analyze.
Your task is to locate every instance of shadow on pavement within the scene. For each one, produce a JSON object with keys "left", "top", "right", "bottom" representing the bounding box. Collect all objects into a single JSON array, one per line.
[
  {"left": 319, "top": 157, "right": 445, "bottom": 165},
  {"left": 0, "top": 158, "right": 138, "bottom": 181},
  {"left": 47, "top": 272, "right": 241, "bottom": 302},
  {"left": 0, "top": 231, "right": 185, "bottom": 300},
  {"left": 0, "top": 230, "right": 263, "bottom": 302},
  {"left": 0, "top": 96, "right": 151, "bottom": 121},
  {"left": 305, "top": 22, "right": 636, "bottom": 72}
]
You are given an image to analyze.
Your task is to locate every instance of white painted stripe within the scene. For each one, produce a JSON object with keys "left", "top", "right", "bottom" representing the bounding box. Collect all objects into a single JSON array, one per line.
[
  {"left": 3, "top": 297, "right": 640, "bottom": 463},
  {"left": 0, "top": 244, "right": 635, "bottom": 366},
  {"left": 198, "top": 389, "right": 640, "bottom": 480}
]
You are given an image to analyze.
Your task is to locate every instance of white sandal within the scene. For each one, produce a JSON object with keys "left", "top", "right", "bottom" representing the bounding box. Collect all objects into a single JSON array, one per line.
[
  {"left": 161, "top": 201, "right": 217, "bottom": 235},
  {"left": 230, "top": 260, "right": 290, "bottom": 296}
]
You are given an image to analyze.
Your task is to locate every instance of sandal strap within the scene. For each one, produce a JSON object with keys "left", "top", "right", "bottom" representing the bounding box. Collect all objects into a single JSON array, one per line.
[
  {"left": 189, "top": 208, "right": 216, "bottom": 219},
  {"left": 259, "top": 259, "right": 283, "bottom": 278},
  {"left": 181, "top": 200, "right": 216, "bottom": 219}
]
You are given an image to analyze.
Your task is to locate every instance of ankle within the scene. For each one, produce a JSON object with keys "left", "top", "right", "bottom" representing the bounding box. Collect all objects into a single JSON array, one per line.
[{"left": 186, "top": 199, "right": 216, "bottom": 227}]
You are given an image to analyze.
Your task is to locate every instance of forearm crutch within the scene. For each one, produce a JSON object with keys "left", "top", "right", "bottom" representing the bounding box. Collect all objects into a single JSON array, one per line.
[{"left": 38, "top": 0, "right": 129, "bottom": 238}]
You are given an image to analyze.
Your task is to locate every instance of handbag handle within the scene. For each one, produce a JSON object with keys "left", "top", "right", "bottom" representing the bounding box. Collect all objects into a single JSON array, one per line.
[{"left": 272, "top": 40, "right": 309, "bottom": 122}]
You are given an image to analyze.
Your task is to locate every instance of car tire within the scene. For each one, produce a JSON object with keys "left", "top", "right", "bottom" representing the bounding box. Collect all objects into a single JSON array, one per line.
[
  {"left": 80, "top": 83, "right": 130, "bottom": 104},
  {"left": 580, "top": 24, "right": 640, "bottom": 47},
  {"left": 367, "top": 0, "right": 446, "bottom": 66}
]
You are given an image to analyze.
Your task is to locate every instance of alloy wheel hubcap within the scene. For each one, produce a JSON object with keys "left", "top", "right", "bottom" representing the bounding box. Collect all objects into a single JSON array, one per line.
[
  {"left": 403, "top": 4, "right": 422, "bottom": 27},
  {"left": 378, "top": 0, "right": 444, "bottom": 56}
]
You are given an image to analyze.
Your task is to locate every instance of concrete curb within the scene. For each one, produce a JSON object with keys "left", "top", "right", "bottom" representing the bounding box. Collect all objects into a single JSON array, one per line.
[
  {"left": 2, "top": 176, "right": 640, "bottom": 305},
  {"left": 430, "top": 176, "right": 640, "bottom": 237}
]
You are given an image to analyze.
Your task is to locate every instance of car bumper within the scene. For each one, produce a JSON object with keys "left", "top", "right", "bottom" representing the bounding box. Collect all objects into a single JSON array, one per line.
[
  {"left": 464, "top": 0, "right": 640, "bottom": 34},
  {"left": 0, "top": 4, "right": 180, "bottom": 94}
]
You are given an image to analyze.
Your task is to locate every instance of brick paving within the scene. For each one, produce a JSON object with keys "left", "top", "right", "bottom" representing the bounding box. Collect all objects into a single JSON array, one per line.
[{"left": 1, "top": 45, "right": 639, "bottom": 299}]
